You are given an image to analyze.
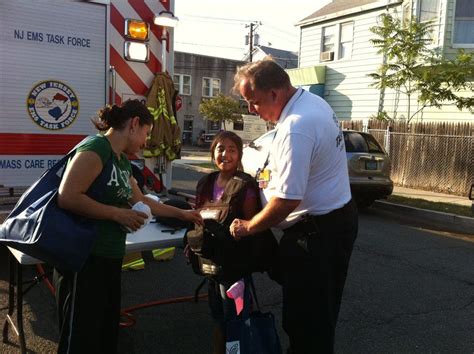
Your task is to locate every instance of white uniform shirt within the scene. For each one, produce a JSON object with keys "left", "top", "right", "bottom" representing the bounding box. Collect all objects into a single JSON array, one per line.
[{"left": 260, "top": 88, "right": 351, "bottom": 229}]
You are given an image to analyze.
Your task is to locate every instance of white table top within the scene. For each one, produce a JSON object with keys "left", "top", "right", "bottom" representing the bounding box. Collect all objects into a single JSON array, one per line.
[{"left": 7, "top": 221, "right": 186, "bottom": 265}]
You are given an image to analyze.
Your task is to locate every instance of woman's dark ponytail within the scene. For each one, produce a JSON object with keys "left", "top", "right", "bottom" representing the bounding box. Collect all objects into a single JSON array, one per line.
[{"left": 92, "top": 99, "right": 153, "bottom": 131}]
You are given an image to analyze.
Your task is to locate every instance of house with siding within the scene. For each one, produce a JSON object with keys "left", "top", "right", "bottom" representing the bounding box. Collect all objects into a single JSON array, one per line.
[{"left": 291, "top": 0, "right": 474, "bottom": 122}]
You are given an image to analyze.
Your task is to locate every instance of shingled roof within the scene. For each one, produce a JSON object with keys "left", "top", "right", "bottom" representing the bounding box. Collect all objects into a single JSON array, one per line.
[
  {"left": 257, "top": 45, "right": 298, "bottom": 69},
  {"left": 297, "top": 0, "right": 390, "bottom": 25}
]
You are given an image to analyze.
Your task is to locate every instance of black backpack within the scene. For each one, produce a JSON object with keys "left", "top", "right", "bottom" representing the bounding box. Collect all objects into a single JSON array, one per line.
[{"left": 185, "top": 172, "right": 279, "bottom": 283}]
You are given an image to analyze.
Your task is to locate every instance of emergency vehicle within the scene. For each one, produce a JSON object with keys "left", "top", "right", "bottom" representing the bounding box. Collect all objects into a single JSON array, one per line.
[{"left": 0, "top": 0, "right": 177, "bottom": 197}]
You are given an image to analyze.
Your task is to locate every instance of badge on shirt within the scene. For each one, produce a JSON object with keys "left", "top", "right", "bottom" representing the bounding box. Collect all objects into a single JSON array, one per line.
[{"left": 256, "top": 168, "right": 271, "bottom": 189}]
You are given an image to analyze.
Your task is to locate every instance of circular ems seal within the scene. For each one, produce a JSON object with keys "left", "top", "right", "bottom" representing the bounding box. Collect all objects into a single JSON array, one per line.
[{"left": 27, "top": 80, "right": 79, "bottom": 130}]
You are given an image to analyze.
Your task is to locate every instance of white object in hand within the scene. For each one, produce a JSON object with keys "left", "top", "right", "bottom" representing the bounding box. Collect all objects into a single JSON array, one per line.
[{"left": 125, "top": 201, "right": 153, "bottom": 234}]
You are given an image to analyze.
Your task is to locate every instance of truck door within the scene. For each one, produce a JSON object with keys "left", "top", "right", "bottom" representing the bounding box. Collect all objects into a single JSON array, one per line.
[{"left": 0, "top": 0, "right": 107, "bottom": 187}]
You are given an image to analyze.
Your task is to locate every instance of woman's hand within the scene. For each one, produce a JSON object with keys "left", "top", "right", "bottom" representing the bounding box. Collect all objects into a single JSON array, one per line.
[
  {"left": 229, "top": 218, "right": 251, "bottom": 240},
  {"left": 181, "top": 209, "right": 204, "bottom": 226},
  {"left": 114, "top": 208, "right": 148, "bottom": 232}
]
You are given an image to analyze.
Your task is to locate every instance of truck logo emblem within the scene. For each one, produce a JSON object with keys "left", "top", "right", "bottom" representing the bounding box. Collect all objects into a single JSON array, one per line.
[{"left": 26, "top": 80, "right": 79, "bottom": 130}]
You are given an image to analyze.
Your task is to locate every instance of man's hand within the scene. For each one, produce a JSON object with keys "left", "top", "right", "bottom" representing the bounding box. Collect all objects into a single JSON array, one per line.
[
  {"left": 229, "top": 197, "right": 300, "bottom": 240},
  {"left": 229, "top": 219, "right": 251, "bottom": 240}
]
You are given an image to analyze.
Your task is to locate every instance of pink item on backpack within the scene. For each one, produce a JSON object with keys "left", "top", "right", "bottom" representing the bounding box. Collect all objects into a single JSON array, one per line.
[{"left": 226, "top": 279, "right": 245, "bottom": 315}]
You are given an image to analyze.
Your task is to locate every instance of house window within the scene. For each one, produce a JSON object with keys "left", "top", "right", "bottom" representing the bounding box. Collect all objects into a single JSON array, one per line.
[
  {"left": 418, "top": 0, "right": 439, "bottom": 22},
  {"left": 233, "top": 121, "right": 244, "bottom": 131},
  {"left": 208, "top": 120, "right": 220, "bottom": 131},
  {"left": 173, "top": 74, "right": 192, "bottom": 96},
  {"left": 339, "top": 22, "right": 353, "bottom": 59},
  {"left": 202, "top": 77, "right": 221, "bottom": 97},
  {"left": 321, "top": 22, "right": 353, "bottom": 61},
  {"left": 322, "top": 25, "right": 336, "bottom": 53},
  {"left": 183, "top": 120, "right": 193, "bottom": 131},
  {"left": 453, "top": 0, "right": 474, "bottom": 44}
]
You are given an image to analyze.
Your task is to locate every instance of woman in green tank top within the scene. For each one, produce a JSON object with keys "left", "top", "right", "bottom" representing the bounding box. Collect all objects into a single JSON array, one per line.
[{"left": 53, "top": 99, "right": 203, "bottom": 354}]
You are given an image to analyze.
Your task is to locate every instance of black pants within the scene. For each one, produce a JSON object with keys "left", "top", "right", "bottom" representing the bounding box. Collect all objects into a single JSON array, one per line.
[
  {"left": 280, "top": 200, "right": 358, "bottom": 354},
  {"left": 208, "top": 276, "right": 252, "bottom": 330},
  {"left": 53, "top": 255, "right": 123, "bottom": 354}
]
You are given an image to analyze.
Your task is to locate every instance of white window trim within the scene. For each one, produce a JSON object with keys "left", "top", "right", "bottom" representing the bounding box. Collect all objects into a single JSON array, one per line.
[
  {"left": 451, "top": 0, "right": 474, "bottom": 47},
  {"left": 416, "top": 0, "right": 440, "bottom": 23},
  {"left": 174, "top": 73, "right": 192, "bottom": 96},
  {"left": 202, "top": 77, "right": 221, "bottom": 98},
  {"left": 320, "top": 21, "right": 354, "bottom": 63},
  {"left": 416, "top": 0, "right": 441, "bottom": 47}
]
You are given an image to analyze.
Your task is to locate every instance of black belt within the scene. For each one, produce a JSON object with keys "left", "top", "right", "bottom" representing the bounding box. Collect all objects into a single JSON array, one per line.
[{"left": 283, "top": 199, "right": 355, "bottom": 235}]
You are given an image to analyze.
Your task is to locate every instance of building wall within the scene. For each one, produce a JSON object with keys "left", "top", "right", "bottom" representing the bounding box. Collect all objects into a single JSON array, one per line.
[
  {"left": 299, "top": 7, "right": 389, "bottom": 120},
  {"left": 298, "top": 0, "right": 473, "bottom": 122},
  {"left": 173, "top": 52, "right": 245, "bottom": 145}
]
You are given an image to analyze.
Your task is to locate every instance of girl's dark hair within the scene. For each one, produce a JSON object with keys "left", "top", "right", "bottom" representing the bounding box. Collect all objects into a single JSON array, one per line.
[
  {"left": 210, "top": 131, "right": 244, "bottom": 170},
  {"left": 92, "top": 99, "right": 153, "bottom": 131}
]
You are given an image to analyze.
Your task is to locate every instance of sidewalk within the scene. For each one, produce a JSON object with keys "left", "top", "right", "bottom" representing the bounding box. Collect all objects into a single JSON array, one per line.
[{"left": 392, "top": 186, "right": 472, "bottom": 207}]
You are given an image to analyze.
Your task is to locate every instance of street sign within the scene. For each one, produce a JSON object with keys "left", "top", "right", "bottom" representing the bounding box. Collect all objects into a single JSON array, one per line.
[{"left": 175, "top": 95, "right": 183, "bottom": 112}]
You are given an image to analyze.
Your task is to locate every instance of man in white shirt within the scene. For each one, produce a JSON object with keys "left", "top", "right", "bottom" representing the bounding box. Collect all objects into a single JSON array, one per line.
[{"left": 230, "top": 60, "right": 358, "bottom": 354}]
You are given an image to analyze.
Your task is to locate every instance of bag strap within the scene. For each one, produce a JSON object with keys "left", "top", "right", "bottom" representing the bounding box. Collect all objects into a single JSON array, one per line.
[{"left": 248, "top": 276, "right": 261, "bottom": 311}]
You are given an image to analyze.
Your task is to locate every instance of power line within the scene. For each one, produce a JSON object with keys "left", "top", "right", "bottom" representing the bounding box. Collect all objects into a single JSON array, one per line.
[
  {"left": 179, "top": 14, "right": 256, "bottom": 24},
  {"left": 176, "top": 41, "right": 245, "bottom": 50}
]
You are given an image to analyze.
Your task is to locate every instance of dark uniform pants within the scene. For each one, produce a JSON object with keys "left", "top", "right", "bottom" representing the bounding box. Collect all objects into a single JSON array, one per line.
[{"left": 279, "top": 200, "right": 358, "bottom": 354}]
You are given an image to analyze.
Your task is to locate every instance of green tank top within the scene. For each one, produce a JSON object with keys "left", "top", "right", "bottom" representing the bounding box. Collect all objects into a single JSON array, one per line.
[{"left": 77, "top": 135, "right": 132, "bottom": 258}]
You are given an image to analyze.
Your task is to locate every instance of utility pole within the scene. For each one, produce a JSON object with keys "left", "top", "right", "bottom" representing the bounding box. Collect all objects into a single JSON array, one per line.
[{"left": 245, "top": 21, "right": 260, "bottom": 62}]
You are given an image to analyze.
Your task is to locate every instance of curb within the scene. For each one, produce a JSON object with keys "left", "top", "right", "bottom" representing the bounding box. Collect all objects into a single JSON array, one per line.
[{"left": 374, "top": 200, "right": 474, "bottom": 234}]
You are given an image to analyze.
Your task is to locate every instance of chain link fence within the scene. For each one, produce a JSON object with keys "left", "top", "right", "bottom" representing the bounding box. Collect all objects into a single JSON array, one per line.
[{"left": 341, "top": 120, "right": 473, "bottom": 197}]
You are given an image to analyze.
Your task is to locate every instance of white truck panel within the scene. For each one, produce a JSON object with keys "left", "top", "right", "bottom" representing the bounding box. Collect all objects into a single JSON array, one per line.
[
  {"left": 0, "top": 0, "right": 108, "bottom": 187},
  {"left": 0, "top": 0, "right": 107, "bottom": 135}
]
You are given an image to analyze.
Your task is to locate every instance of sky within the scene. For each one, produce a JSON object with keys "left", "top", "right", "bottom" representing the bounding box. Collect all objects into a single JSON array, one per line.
[{"left": 174, "top": 0, "right": 330, "bottom": 60}]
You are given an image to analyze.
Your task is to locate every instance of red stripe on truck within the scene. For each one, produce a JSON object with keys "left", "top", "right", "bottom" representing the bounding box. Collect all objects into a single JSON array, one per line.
[
  {"left": 0, "top": 133, "right": 86, "bottom": 155},
  {"left": 129, "top": 0, "right": 163, "bottom": 46},
  {"left": 110, "top": 4, "right": 125, "bottom": 36},
  {"left": 110, "top": 46, "right": 148, "bottom": 96},
  {"left": 112, "top": 2, "right": 162, "bottom": 74}
]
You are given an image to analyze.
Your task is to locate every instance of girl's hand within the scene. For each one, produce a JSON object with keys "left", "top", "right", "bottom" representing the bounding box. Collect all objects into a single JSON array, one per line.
[
  {"left": 181, "top": 209, "right": 204, "bottom": 226},
  {"left": 114, "top": 208, "right": 148, "bottom": 232}
]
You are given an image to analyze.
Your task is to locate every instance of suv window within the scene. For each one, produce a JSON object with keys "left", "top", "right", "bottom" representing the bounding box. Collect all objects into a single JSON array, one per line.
[{"left": 344, "top": 132, "right": 384, "bottom": 153}]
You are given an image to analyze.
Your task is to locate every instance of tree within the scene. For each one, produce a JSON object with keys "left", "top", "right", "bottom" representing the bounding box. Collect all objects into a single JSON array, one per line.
[
  {"left": 198, "top": 94, "right": 245, "bottom": 130},
  {"left": 369, "top": 13, "right": 474, "bottom": 122}
]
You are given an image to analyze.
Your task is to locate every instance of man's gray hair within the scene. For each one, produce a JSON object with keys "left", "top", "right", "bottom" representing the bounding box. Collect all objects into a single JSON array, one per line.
[{"left": 233, "top": 59, "right": 291, "bottom": 93}]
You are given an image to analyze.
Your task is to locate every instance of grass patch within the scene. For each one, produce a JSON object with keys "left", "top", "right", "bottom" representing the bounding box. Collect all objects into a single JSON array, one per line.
[{"left": 387, "top": 195, "right": 473, "bottom": 218}]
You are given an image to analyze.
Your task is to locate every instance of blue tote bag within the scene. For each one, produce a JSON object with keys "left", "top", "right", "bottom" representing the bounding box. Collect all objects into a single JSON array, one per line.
[
  {"left": 226, "top": 279, "right": 282, "bottom": 354},
  {"left": 0, "top": 138, "right": 112, "bottom": 272}
]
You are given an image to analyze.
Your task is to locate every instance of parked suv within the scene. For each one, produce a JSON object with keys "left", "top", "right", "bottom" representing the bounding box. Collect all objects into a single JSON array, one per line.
[{"left": 241, "top": 129, "right": 393, "bottom": 208}]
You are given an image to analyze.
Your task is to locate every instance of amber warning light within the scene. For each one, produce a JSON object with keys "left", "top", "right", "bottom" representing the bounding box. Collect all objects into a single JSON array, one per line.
[{"left": 125, "top": 19, "right": 149, "bottom": 41}]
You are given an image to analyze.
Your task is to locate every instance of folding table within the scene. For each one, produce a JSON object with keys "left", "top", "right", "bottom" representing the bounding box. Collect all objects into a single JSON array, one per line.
[{"left": 2, "top": 222, "right": 186, "bottom": 354}]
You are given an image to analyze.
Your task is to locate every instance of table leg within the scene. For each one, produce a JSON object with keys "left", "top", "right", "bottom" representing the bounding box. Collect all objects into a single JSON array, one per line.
[
  {"left": 2, "top": 253, "right": 15, "bottom": 343},
  {"left": 16, "top": 262, "right": 27, "bottom": 353},
  {"left": 2, "top": 253, "right": 27, "bottom": 353}
]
